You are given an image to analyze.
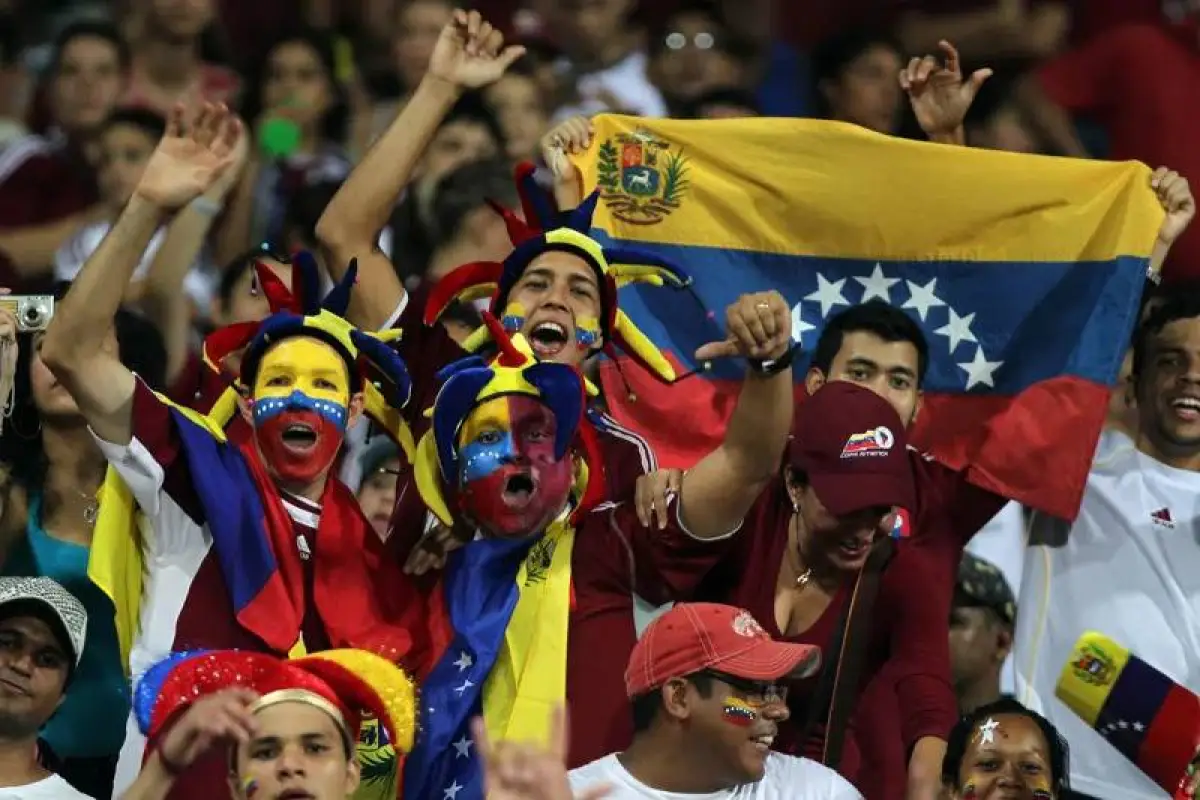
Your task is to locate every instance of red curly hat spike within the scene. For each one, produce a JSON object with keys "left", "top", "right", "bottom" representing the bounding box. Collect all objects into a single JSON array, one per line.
[
  {"left": 487, "top": 199, "right": 538, "bottom": 246},
  {"left": 481, "top": 310, "right": 526, "bottom": 367},
  {"left": 422, "top": 260, "right": 505, "bottom": 326},
  {"left": 253, "top": 261, "right": 298, "bottom": 314}
]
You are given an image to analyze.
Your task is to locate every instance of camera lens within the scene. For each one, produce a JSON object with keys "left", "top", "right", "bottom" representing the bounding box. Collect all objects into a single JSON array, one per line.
[{"left": 22, "top": 306, "right": 43, "bottom": 326}]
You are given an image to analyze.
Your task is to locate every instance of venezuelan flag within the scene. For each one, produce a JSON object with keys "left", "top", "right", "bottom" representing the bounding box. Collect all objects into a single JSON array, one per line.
[
  {"left": 1057, "top": 632, "right": 1200, "bottom": 796},
  {"left": 570, "top": 115, "right": 1163, "bottom": 519}
]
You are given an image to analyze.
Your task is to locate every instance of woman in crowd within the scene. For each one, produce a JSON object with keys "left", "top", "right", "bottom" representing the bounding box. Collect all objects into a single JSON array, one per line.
[
  {"left": 218, "top": 28, "right": 351, "bottom": 263},
  {"left": 941, "top": 697, "right": 1071, "bottom": 799},
  {"left": 0, "top": 283, "right": 167, "bottom": 800}
]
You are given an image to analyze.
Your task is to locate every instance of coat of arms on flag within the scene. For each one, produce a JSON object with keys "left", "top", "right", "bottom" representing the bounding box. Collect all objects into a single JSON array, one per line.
[{"left": 597, "top": 130, "right": 691, "bottom": 226}]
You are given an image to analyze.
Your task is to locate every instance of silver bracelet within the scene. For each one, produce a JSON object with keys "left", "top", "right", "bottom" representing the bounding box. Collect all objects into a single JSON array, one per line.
[{"left": 190, "top": 196, "right": 223, "bottom": 217}]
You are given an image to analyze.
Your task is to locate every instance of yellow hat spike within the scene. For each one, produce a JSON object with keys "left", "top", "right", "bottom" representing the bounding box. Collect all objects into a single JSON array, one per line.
[
  {"left": 613, "top": 308, "right": 678, "bottom": 382},
  {"left": 414, "top": 431, "right": 455, "bottom": 527}
]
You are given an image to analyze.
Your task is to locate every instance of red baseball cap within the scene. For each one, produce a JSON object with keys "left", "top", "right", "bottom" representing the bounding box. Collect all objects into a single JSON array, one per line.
[
  {"left": 787, "top": 381, "right": 915, "bottom": 517},
  {"left": 625, "top": 603, "right": 822, "bottom": 698}
]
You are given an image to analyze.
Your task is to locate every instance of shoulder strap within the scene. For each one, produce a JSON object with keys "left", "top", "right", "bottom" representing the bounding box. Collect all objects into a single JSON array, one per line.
[{"left": 821, "top": 536, "right": 895, "bottom": 768}]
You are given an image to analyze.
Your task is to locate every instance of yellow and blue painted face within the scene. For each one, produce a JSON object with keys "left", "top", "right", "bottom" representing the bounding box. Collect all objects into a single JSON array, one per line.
[
  {"left": 454, "top": 394, "right": 574, "bottom": 538},
  {"left": 250, "top": 337, "right": 352, "bottom": 485}
]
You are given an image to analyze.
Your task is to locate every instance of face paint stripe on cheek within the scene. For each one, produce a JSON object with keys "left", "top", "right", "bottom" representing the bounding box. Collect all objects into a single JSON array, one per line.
[
  {"left": 251, "top": 389, "right": 349, "bottom": 429},
  {"left": 459, "top": 430, "right": 517, "bottom": 483},
  {"left": 721, "top": 697, "right": 758, "bottom": 728}
]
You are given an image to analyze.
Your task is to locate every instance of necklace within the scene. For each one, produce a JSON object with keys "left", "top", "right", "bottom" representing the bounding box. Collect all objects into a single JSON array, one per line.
[
  {"left": 788, "top": 512, "right": 814, "bottom": 589},
  {"left": 795, "top": 568, "right": 813, "bottom": 588}
]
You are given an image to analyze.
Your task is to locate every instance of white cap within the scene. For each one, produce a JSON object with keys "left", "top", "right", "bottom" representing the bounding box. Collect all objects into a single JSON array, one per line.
[{"left": 0, "top": 577, "right": 87, "bottom": 666}]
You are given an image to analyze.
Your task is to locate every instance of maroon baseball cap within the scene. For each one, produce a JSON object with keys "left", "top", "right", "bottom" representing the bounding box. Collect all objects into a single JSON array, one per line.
[
  {"left": 787, "top": 382, "right": 916, "bottom": 517},
  {"left": 625, "top": 603, "right": 821, "bottom": 698}
]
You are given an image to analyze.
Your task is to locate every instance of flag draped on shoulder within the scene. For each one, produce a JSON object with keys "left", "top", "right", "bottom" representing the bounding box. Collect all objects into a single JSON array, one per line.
[{"left": 570, "top": 114, "right": 1163, "bottom": 520}]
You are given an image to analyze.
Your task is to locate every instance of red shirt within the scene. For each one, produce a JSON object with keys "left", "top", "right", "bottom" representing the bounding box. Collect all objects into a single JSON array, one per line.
[{"left": 1038, "top": 23, "right": 1200, "bottom": 280}]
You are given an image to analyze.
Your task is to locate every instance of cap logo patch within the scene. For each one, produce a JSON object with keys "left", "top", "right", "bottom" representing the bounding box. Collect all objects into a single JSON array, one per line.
[
  {"left": 840, "top": 426, "right": 895, "bottom": 459},
  {"left": 731, "top": 610, "right": 767, "bottom": 638}
]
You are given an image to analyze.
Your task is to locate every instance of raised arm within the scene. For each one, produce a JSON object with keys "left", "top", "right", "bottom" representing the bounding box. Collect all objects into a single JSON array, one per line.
[
  {"left": 676, "top": 291, "right": 795, "bottom": 538},
  {"left": 1147, "top": 168, "right": 1195, "bottom": 278},
  {"left": 900, "top": 40, "right": 992, "bottom": 147},
  {"left": 40, "top": 104, "right": 242, "bottom": 447},
  {"left": 315, "top": 9, "right": 524, "bottom": 330}
]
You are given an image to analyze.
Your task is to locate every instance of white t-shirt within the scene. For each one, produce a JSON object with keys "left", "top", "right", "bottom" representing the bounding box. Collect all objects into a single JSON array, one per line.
[
  {"left": 0, "top": 773, "right": 94, "bottom": 798},
  {"left": 1014, "top": 429, "right": 1200, "bottom": 799},
  {"left": 569, "top": 753, "right": 862, "bottom": 800}
]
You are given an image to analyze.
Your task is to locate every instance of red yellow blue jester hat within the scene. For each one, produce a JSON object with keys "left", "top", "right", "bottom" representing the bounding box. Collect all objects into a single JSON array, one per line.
[
  {"left": 413, "top": 312, "right": 606, "bottom": 528},
  {"left": 201, "top": 252, "right": 415, "bottom": 459},
  {"left": 133, "top": 648, "right": 417, "bottom": 795},
  {"left": 424, "top": 162, "right": 692, "bottom": 391}
]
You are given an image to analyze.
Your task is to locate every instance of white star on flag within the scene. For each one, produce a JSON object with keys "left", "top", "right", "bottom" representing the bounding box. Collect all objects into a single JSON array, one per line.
[
  {"left": 957, "top": 346, "right": 1003, "bottom": 390},
  {"left": 454, "top": 678, "right": 474, "bottom": 695},
  {"left": 791, "top": 302, "right": 815, "bottom": 346},
  {"left": 444, "top": 780, "right": 463, "bottom": 798},
  {"left": 935, "top": 308, "right": 978, "bottom": 354},
  {"left": 453, "top": 651, "right": 473, "bottom": 672},
  {"left": 805, "top": 273, "right": 849, "bottom": 317},
  {"left": 854, "top": 264, "right": 899, "bottom": 303},
  {"left": 452, "top": 736, "right": 472, "bottom": 758},
  {"left": 901, "top": 277, "right": 945, "bottom": 322},
  {"left": 1133, "top": 721, "right": 1145, "bottom": 732}
]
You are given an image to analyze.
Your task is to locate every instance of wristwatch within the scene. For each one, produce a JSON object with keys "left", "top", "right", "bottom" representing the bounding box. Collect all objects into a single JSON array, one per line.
[{"left": 748, "top": 344, "right": 797, "bottom": 376}]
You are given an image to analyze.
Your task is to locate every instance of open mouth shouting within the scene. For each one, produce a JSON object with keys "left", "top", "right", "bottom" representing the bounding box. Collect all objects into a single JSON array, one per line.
[
  {"left": 502, "top": 470, "right": 538, "bottom": 509},
  {"left": 280, "top": 421, "right": 319, "bottom": 454},
  {"left": 528, "top": 320, "right": 571, "bottom": 359}
]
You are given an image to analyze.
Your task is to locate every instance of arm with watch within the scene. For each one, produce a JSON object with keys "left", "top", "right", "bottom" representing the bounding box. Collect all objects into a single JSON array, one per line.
[{"left": 667, "top": 290, "right": 796, "bottom": 539}]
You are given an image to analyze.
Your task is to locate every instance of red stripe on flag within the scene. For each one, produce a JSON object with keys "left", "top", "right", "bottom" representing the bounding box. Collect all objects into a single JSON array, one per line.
[
  {"left": 599, "top": 356, "right": 1107, "bottom": 520},
  {"left": 1137, "top": 683, "right": 1200, "bottom": 793}
]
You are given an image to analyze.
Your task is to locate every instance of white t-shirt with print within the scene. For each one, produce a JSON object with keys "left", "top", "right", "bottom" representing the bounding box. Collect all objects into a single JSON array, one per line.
[
  {"left": 1014, "top": 428, "right": 1200, "bottom": 799},
  {"left": 569, "top": 753, "right": 862, "bottom": 800},
  {"left": 0, "top": 773, "right": 94, "bottom": 798}
]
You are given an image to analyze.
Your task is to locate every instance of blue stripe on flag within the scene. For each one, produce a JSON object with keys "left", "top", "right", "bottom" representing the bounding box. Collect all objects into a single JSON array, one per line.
[{"left": 1094, "top": 656, "right": 1173, "bottom": 763}]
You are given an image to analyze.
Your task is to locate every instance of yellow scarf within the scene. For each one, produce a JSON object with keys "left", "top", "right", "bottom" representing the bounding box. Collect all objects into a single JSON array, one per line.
[{"left": 481, "top": 516, "right": 576, "bottom": 746}]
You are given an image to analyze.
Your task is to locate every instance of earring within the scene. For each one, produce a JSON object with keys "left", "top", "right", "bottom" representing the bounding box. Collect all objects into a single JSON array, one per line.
[{"left": 789, "top": 493, "right": 799, "bottom": 513}]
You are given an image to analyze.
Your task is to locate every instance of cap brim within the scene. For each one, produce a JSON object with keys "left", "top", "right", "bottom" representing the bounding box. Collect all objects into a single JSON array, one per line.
[
  {"left": 809, "top": 470, "right": 914, "bottom": 518},
  {"left": 713, "top": 639, "right": 822, "bottom": 682}
]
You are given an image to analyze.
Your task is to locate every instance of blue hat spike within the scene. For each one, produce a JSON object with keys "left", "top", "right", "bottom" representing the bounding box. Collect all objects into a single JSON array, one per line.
[
  {"left": 566, "top": 190, "right": 602, "bottom": 233},
  {"left": 349, "top": 329, "right": 413, "bottom": 408},
  {"left": 133, "top": 649, "right": 210, "bottom": 735},
  {"left": 321, "top": 257, "right": 358, "bottom": 318},
  {"left": 291, "top": 250, "right": 324, "bottom": 315},
  {"left": 516, "top": 165, "right": 558, "bottom": 230},
  {"left": 602, "top": 247, "right": 692, "bottom": 287}
]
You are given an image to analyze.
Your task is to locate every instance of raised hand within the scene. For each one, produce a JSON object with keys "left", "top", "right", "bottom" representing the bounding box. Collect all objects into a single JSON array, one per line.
[
  {"left": 1151, "top": 167, "right": 1196, "bottom": 247},
  {"left": 541, "top": 116, "right": 594, "bottom": 182},
  {"left": 900, "top": 40, "right": 992, "bottom": 140},
  {"left": 426, "top": 9, "right": 526, "bottom": 91},
  {"left": 134, "top": 103, "right": 243, "bottom": 210},
  {"left": 694, "top": 291, "right": 792, "bottom": 363},
  {"left": 473, "top": 706, "right": 610, "bottom": 800},
  {"left": 157, "top": 688, "right": 260, "bottom": 771}
]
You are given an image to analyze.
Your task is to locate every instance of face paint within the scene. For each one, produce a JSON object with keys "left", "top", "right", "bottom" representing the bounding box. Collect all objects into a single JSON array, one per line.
[
  {"left": 1029, "top": 773, "right": 1053, "bottom": 799},
  {"left": 960, "top": 783, "right": 977, "bottom": 800},
  {"left": 977, "top": 717, "right": 999, "bottom": 745},
  {"left": 251, "top": 337, "right": 351, "bottom": 486},
  {"left": 455, "top": 395, "right": 574, "bottom": 538},
  {"left": 242, "top": 777, "right": 259, "bottom": 798},
  {"left": 501, "top": 302, "right": 527, "bottom": 335},
  {"left": 721, "top": 697, "right": 759, "bottom": 728},
  {"left": 575, "top": 316, "right": 601, "bottom": 351}
]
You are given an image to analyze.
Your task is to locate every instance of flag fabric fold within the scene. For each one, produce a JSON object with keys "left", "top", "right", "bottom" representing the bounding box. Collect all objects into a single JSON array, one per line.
[{"left": 571, "top": 115, "right": 1163, "bottom": 520}]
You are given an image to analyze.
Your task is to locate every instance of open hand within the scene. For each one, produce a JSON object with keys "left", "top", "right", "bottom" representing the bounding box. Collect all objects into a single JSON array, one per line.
[
  {"left": 900, "top": 41, "right": 992, "bottom": 140},
  {"left": 158, "top": 688, "right": 259, "bottom": 771},
  {"left": 694, "top": 291, "right": 791, "bottom": 363},
  {"left": 426, "top": 9, "right": 526, "bottom": 91},
  {"left": 1151, "top": 167, "right": 1195, "bottom": 247},
  {"left": 473, "top": 705, "right": 610, "bottom": 800},
  {"left": 134, "top": 102, "right": 243, "bottom": 210}
]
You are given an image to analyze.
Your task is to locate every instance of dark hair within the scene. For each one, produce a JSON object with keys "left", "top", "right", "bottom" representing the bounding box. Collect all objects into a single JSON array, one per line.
[
  {"left": 440, "top": 91, "right": 505, "bottom": 153},
  {"left": 240, "top": 28, "right": 349, "bottom": 146},
  {"left": 810, "top": 300, "right": 930, "bottom": 384},
  {"left": 1, "top": 283, "right": 167, "bottom": 492},
  {"left": 677, "top": 87, "right": 762, "bottom": 119},
  {"left": 630, "top": 672, "right": 714, "bottom": 733},
  {"left": 1131, "top": 287, "right": 1200, "bottom": 387},
  {"left": 430, "top": 157, "right": 519, "bottom": 250},
  {"left": 283, "top": 181, "right": 343, "bottom": 249},
  {"left": 216, "top": 244, "right": 294, "bottom": 308},
  {"left": 50, "top": 20, "right": 131, "bottom": 74},
  {"left": 811, "top": 27, "right": 902, "bottom": 117},
  {"left": 941, "top": 698, "right": 1070, "bottom": 793},
  {"left": 103, "top": 107, "right": 167, "bottom": 143}
]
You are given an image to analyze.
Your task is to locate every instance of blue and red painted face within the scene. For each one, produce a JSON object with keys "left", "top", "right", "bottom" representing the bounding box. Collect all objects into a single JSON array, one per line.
[{"left": 455, "top": 394, "right": 575, "bottom": 538}]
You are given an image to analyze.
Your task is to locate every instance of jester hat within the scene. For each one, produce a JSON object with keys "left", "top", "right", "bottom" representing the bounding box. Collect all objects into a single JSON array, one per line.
[
  {"left": 413, "top": 312, "right": 605, "bottom": 528},
  {"left": 134, "top": 648, "right": 418, "bottom": 757},
  {"left": 424, "top": 162, "right": 691, "bottom": 387},
  {"left": 202, "top": 252, "right": 415, "bottom": 459}
]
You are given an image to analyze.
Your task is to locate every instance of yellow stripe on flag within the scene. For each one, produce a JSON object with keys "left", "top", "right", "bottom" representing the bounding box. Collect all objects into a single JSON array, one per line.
[{"left": 1055, "top": 631, "right": 1132, "bottom": 728}]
